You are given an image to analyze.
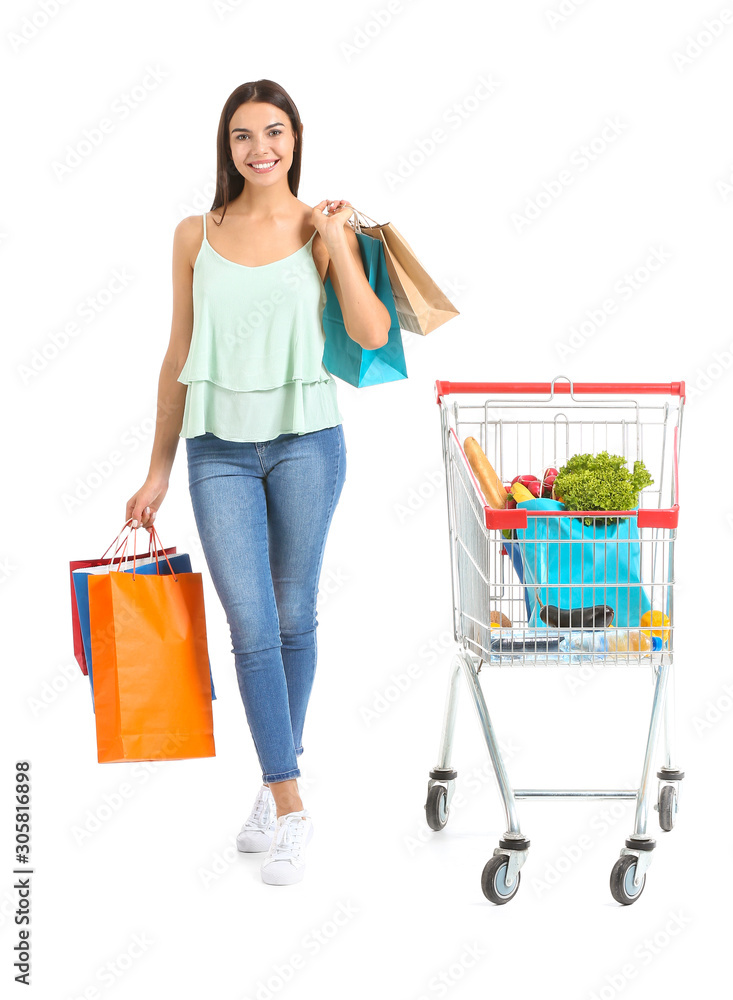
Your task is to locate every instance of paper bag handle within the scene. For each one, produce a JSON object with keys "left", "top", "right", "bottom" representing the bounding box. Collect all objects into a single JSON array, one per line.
[
  {"left": 348, "top": 206, "right": 381, "bottom": 232},
  {"left": 107, "top": 520, "right": 179, "bottom": 581},
  {"left": 101, "top": 518, "right": 166, "bottom": 565}
]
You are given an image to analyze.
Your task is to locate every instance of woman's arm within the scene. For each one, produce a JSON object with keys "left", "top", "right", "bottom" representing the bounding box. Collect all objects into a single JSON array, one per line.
[
  {"left": 315, "top": 201, "right": 391, "bottom": 351},
  {"left": 146, "top": 217, "right": 198, "bottom": 484}
]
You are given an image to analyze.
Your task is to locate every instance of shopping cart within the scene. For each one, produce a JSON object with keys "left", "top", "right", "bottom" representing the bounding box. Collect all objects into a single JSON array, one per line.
[{"left": 425, "top": 378, "right": 684, "bottom": 905}]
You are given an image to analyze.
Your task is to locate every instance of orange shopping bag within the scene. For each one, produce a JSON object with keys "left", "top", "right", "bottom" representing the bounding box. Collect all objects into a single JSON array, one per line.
[{"left": 88, "top": 522, "right": 215, "bottom": 763}]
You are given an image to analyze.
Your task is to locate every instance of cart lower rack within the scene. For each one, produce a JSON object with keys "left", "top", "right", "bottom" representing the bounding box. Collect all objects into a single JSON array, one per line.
[{"left": 425, "top": 378, "right": 684, "bottom": 905}]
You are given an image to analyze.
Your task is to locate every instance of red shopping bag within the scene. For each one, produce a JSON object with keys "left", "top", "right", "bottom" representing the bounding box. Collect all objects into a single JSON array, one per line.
[
  {"left": 88, "top": 523, "right": 215, "bottom": 763},
  {"left": 69, "top": 520, "right": 176, "bottom": 675}
]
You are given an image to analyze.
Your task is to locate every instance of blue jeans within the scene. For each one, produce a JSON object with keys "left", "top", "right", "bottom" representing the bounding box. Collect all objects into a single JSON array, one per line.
[{"left": 185, "top": 424, "right": 347, "bottom": 783}]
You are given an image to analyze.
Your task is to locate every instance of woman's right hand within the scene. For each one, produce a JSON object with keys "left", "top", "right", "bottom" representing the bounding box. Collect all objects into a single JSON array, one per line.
[{"left": 125, "top": 477, "right": 169, "bottom": 533}]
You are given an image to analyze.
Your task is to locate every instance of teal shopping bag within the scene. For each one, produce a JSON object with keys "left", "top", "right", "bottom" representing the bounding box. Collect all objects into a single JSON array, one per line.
[
  {"left": 514, "top": 500, "right": 651, "bottom": 628},
  {"left": 322, "top": 230, "right": 407, "bottom": 387}
]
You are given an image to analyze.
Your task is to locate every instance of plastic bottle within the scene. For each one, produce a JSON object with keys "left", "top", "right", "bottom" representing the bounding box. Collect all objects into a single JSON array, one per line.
[{"left": 561, "top": 630, "right": 662, "bottom": 654}]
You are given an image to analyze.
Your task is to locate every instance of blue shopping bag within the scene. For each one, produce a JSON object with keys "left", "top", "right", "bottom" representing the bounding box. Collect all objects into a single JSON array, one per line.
[
  {"left": 514, "top": 499, "right": 651, "bottom": 628},
  {"left": 322, "top": 230, "right": 407, "bottom": 387},
  {"left": 501, "top": 538, "right": 534, "bottom": 622},
  {"left": 72, "top": 552, "right": 216, "bottom": 710}
]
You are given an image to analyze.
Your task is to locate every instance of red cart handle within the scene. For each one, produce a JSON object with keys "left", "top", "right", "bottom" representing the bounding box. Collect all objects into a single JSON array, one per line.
[{"left": 435, "top": 379, "right": 686, "bottom": 404}]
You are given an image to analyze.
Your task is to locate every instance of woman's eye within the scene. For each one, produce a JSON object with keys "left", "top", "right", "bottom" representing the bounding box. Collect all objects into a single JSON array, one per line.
[{"left": 233, "top": 130, "right": 282, "bottom": 140}]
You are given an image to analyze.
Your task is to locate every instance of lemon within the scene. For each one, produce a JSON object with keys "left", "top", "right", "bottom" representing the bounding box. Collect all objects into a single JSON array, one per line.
[{"left": 641, "top": 610, "right": 670, "bottom": 643}]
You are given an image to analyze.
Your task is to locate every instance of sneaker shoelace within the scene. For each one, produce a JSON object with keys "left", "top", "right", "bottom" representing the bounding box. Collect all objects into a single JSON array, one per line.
[
  {"left": 267, "top": 814, "right": 307, "bottom": 861},
  {"left": 244, "top": 788, "right": 275, "bottom": 831}
]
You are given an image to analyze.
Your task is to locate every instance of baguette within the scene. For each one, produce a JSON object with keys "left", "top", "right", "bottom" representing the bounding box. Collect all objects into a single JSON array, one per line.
[{"left": 463, "top": 437, "right": 507, "bottom": 509}]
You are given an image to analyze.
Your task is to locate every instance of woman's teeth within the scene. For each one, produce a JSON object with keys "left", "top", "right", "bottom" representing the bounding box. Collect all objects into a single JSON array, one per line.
[{"left": 248, "top": 160, "right": 279, "bottom": 172}]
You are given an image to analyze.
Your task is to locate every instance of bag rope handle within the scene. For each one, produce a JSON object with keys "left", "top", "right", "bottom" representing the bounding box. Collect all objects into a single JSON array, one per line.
[
  {"left": 104, "top": 519, "right": 178, "bottom": 581},
  {"left": 348, "top": 206, "right": 380, "bottom": 233}
]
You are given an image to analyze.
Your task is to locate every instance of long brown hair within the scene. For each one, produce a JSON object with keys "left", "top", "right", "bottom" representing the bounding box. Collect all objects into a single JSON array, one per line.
[{"left": 211, "top": 80, "right": 303, "bottom": 223}]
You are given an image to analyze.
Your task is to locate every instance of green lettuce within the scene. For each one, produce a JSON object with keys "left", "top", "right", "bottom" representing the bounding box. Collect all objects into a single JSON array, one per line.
[{"left": 554, "top": 451, "right": 653, "bottom": 523}]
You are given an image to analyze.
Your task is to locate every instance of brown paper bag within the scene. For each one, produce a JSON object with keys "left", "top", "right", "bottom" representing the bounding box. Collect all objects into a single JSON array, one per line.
[{"left": 349, "top": 207, "right": 459, "bottom": 336}]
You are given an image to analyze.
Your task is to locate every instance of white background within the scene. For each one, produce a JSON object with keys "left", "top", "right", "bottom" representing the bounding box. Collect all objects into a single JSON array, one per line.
[{"left": 3, "top": 0, "right": 731, "bottom": 997}]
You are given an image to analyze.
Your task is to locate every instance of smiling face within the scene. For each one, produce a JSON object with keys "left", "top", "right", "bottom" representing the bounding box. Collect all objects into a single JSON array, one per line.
[{"left": 229, "top": 101, "right": 298, "bottom": 182}]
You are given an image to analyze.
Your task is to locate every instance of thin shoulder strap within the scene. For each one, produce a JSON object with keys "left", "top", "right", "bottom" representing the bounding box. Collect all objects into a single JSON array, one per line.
[{"left": 202, "top": 212, "right": 207, "bottom": 241}]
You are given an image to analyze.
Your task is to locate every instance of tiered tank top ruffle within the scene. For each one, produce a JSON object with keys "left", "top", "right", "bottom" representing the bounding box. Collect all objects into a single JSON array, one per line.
[{"left": 177, "top": 213, "right": 342, "bottom": 442}]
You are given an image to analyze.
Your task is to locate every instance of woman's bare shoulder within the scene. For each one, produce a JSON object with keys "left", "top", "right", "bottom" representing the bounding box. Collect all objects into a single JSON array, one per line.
[{"left": 173, "top": 214, "right": 206, "bottom": 268}]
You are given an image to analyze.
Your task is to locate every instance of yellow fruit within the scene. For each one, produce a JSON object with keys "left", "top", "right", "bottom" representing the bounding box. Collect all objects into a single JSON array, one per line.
[
  {"left": 641, "top": 610, "right": 670, "bottom": 643},
  {"left": 510, "top": 482, "right": 535, "bottom": 503}
]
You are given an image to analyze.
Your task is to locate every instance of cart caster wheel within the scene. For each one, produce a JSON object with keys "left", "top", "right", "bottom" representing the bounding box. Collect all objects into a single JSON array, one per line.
[
  {"left": 425, "top": 785, "right": 449, "bottom": 831},
  {"left": 610, "top": 855, "right": 646, "bottom": 905},
  {"left": 658, "top": 784, "right": 677, "bottom": 832},
  {"left": 481, "top": 855, "right": 521, "bottom": 904}
]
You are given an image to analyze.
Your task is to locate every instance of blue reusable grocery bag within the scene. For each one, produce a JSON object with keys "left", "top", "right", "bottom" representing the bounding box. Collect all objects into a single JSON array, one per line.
[
  {"left": 322, "top": 230, "right": 407, "bottom": 387},
  {"left": 72, "top": 552, "right": 216, "bottom": 711},
  {"left": 514, "top": 500, "right": 651, "bottom": 628}
]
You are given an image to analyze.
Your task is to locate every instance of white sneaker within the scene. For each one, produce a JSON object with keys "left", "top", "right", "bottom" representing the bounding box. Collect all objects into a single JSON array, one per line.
[
  {"left": 260, "top": 809, "right": 314, "bottom": 885},
  {"left": 236, "top": 784, "right": 276, "bottom": 853}
]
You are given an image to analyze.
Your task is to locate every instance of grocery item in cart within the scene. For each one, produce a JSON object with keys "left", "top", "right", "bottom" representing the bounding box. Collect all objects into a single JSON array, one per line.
[
  {"left": 463, "top": 437, "right": 507, "bottom": 508},
  {"left": 539, "top": 603, "right": 615, "bottom": 628},
  {"left": 514, "top": 498, "right": 652, "bottom": 628},
  {"left": 553, "top": 451, "right": 653, "bottom": 526}
]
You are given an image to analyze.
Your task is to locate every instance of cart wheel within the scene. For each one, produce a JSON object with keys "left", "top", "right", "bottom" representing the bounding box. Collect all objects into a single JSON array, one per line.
[
  {"left": 658, "top": 784, "right": 677, "bottom": 832},
  {"left": 425, "top": 785, "right": 449, "bottom": 831},
  {"left": 481, "top": 855, "right": 521, "bottom": 904},
  {"left": 610, "top": 855, "right": 646, "bottom": 905}
]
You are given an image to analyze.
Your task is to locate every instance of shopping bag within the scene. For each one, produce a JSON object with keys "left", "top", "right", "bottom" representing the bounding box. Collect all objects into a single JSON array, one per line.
[
  {"left": 69, "top": 525, "right": 176, "bottom": 675},
  {"left": 88, "top": 524, "right": 216, "bottom": 763},
  {"left": 501, "top": 538, "right": 534, "bottom": 622},
  {"left": 514, "top": 500, "right": 651, "bottom": 628},
  {"left": 322, "top": 229, "right": 407, "bottom": 387},
  {"left": 349, "top": 206, "right": 459, "bottom": 336},
  {"left": 73, "top": 551, "right": 217, "bottom": 710}
]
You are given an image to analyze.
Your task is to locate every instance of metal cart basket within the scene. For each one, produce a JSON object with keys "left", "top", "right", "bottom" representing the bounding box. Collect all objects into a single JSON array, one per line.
[{"left": 425, "top": 378, "right": 684, "bottom": 905}]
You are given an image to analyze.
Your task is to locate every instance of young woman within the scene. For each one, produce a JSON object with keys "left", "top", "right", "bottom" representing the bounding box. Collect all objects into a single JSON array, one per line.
[{"left": 125, "top": 79, "right": 390, "bottom": 885}]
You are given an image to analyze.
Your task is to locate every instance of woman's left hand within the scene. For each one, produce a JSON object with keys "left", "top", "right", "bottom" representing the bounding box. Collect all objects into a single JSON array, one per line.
[{"left": 311, "top": 199, "right": 354, "bottom": 250}]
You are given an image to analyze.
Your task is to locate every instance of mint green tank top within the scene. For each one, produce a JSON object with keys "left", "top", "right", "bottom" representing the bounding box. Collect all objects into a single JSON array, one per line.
[{"left": 177, "top": 212, "right": 342, "bottom": 442}]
